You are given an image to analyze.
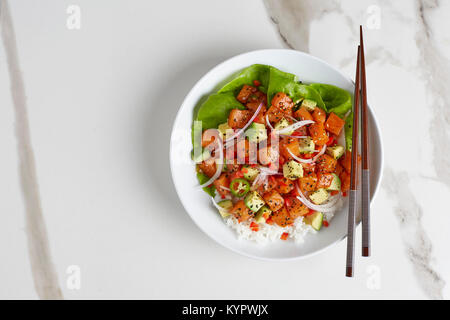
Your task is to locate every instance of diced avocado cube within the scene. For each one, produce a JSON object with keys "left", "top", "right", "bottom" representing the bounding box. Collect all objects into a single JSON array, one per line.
[
  {"left": 254, "top": 205, "right": 272, "bottom": 223},
  {"left": 274, "top": 118, "right": 293, "bottom": 135},
  {"left": 301, "top": 99, "right": 317, "bottom": 112},
  {"left": 304, "top": 212, "right": 324, "bottom": 231},
  {"left": 326, "top": 144, "right": 345, "bottom": 159},
  {"left": 193, "top": 148, "right": 211, "bottom": 163},
  {"left": 245, "top": 122, "right": 267, "bottom": 143},
  {"left": 298, "top": 137, "right": 315, "bottom": 154},
  {"left": 326, "top": 173, "right": 341, "bottom": 191},
  {"left": 283, "top": 160, "right": 303, "bottom": 180},
  {"left": 217, "top": 200, "right": 232, "bottom": 218},
  {"left": 244, "top": 191, "right": 265, "bottom": 213},
  {"left": 218, "top": 122, "right": 233, "bottom": 139},
  {"left": 242, "top": 165, "right": 260, "bottom": 181},
  {"left": 309, "top": 188, "right": 330, "bottom": 205}
]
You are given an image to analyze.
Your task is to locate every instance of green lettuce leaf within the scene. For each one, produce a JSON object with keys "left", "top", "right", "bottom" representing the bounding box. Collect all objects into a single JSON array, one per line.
[
  {"left": 194, "top": 92, "right": 245, "bottom": 131},
  {"left": 267, "top": 67, "right": 326, "bottom": 109},
  {"left": 309, "top": 83, "right": 352, "bottom": 117},
  {"left": 309, "top": 83, "right": 353, "bottom": 150},
  {"left": 219, "top": 64, "right": 270, "bottom": 95},
  {"left": 196, "top": 172, "right": 216, "bottom": 197}
]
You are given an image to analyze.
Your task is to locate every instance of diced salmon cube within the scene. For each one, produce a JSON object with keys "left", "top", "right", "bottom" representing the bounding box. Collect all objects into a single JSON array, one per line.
[
  {"left": 271, "top": 92, "right": 294, "bottom": 114},
  {"left": 230, "top": 200, "right": 252, "bottom": 222},
  {"left": 236, "top": 85, "right": 257, "bottom": 104},
  {"left": 228, "top": 109, "right": 253, "bottom": 129},
  {"left": 299, "top": 173, "right": 317, "bottom": 193},
  {"left": 316, "top": 173, "right": 334, "bottom": 189},
  {"left": 271, "top": 206, "right": 293, "bottom": 227},
  {"left": 286, "top": 197, "right": 309, "bottom": 218},
  {"left": 294, "top": 106, "right": 313, "bottom": 121},
  {"left": 213, "top": 173, "right": 230, "bottom": 198},
  {"left": 325, "top": 112, "right": 345, "bottom": 136},
  {"left": 275, "top": 177, "right": 295, "bottom": 194},
  {"left": 309, "top": 122, "right": 329, "bottom": 146},
  {"left": 198, "top": 158, "right": 217, "bottom": 178},
  {"left": 265, "top": 105, "right": 284, "bottom": 123},
  {"left": 316, "top": 154, "right": 337, "bottom": 174},
  {"left": 312, "top": 107, "right": 327, "bottom": 124},
  {"left": 263, "top": 190, "right": 285, "bottom": 211}
]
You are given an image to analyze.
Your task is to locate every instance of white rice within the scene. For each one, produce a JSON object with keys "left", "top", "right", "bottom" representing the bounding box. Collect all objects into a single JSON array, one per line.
[{"left": 223, "top": 196, "right": 344, "bottom": 244}]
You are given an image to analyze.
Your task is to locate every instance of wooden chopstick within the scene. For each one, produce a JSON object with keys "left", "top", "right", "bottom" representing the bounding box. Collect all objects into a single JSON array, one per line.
[
  {"left": 346, "top": 45, "right": 361, "bottom": 278},
  {"left": 360, "top": 26, "right": 371, "bottom": 257}
]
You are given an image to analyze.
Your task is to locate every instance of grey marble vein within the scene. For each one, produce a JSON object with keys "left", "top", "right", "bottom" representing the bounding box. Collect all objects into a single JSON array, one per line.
[
  {"left": 414, "top": 0, "right": 450, "bottom": 190},
  {"left": 0, "top": 0, "right": 63, "bottom": 299},
  {"left": 264, "top": 0, "right": 341, "bottom": 52},
  {"left": 383, "top": 168, "right": 445, "bottom": 300}
]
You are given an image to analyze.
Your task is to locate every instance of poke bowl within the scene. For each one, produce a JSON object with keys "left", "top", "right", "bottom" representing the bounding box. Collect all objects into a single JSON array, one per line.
[{"left": 170, "top": 49, "right": 383, "bottom": 260}]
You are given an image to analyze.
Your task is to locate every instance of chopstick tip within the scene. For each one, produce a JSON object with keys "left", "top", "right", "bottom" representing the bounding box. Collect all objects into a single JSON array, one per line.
[
  {"left": 346, "top": 267, "right": 354, "bottom": 277},
  {"left": 362, "top": 247, "right": 370, "bottom": 257}
]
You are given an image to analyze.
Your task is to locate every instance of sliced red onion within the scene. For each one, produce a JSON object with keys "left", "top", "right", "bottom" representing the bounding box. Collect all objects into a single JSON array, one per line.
[
  {"left": 265, "top": 114, "right": 274, "bottom": 131},
  {"left": 287, "top": 144, "right": 328, "bottom": 165},
  {"left": 287, "top": 148, "right": 314, "bottom": 164},
  {"left": 219, "top": 186, "right": 230, "bottom": 191},
  {"left": 266, "top": 115, "right": 312, "bottom": 136},
  {"left": 199, "top": 136, "right": 224, "bottom": 188},
  {"left": 251, "top": 172, "right": 270, "bottom": 191},
  {"left": 225, "top": 102, "right": 263, "bottom": 144},
  {"left": 252, "top": 174, "right": 262, "bottom": 187},
  {"left": 259, "top": 166, "right": 280, "bottom": 175},
  {"left": 251, "top": 173, "right": 264, "bottom": 189},
  {"left": 276, "top": 120, "right": 315, "bottom": 135},
  {"left": 295, "top": 182, "right": 340, "bottom": 212},
  {"left": 312, "top": 144, "right": 327, "bottom": 161},
  {"left": 285, "top": 115, "right": 299, "bottom": 122},
  {"left": 283, "top": 134, "right": 308, "bottom": 139}
]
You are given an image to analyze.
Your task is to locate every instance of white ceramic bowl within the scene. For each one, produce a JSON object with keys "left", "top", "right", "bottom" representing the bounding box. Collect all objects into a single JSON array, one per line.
[{"left": 170, "top": 49, "right": 383, "bottom": 260}]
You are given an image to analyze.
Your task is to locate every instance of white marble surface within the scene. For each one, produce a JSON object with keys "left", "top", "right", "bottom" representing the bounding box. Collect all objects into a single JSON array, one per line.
[{"left": 0, "top": 0, "right": 447, "bottom": 299}]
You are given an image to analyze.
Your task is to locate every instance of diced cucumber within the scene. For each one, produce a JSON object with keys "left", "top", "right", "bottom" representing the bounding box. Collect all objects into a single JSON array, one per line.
[
  {"left": 309, "top": 188, "right": 329, "bottom": 205},
  {"left": 326, "top": 173, "right": 341, "bottom": 191},
  {"left": 217, "top": 200, "right": 232, "bottom": 218},
  {"left": 245, "top": 122, "right": 267, "bottom": 143},
  {"left": 254, "top": 206, "right": 272, "bottom": 223},
  {"left": 326, "top": 145, "right": 345, "bottom": 160},
  {"left": 274, "top": 118, "right": 293, "bottom": 135},
  {"left": 304, "top": 212, "right": 324, "bottom": 231},
  {"left": 298, "top": 137, "right": 315, "bottom": 154},
  {"left": 218, "top": 122, "right": 232, "bottom": 139},
  {"left": 301, "top": 99, "right": 317, "bottom": 112},
  {"left": 283, "top": 160, "right": 303, "bottom": 180},
  {"left": 244, "top": 191, "right": 265, "bottom": 213},
  {"left": 242, "top": 165, "right": 259, "bottom": 181}
]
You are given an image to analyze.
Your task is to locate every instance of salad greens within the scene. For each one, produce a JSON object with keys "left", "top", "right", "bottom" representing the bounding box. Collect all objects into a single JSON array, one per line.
[
  {"left": 192, "top": 64, "right": 354, "bottom": 194},
  {"left": 195, "top": 64, "right": 352, "bottom": 136},
  {"left": 309, "top": 83, "right": 352, "bottom": 117},
  {"left": 219, "top": 64, "right": 271, "bottom": 96},
  {"left": 197, "top": 172, "right": 216, "bottom": 197},
  {"left": 266, "top": 67, "right": 326, "bottom": 109},
  {"left": 195, "top": 92, "right": 245, "bottom": 131}
]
